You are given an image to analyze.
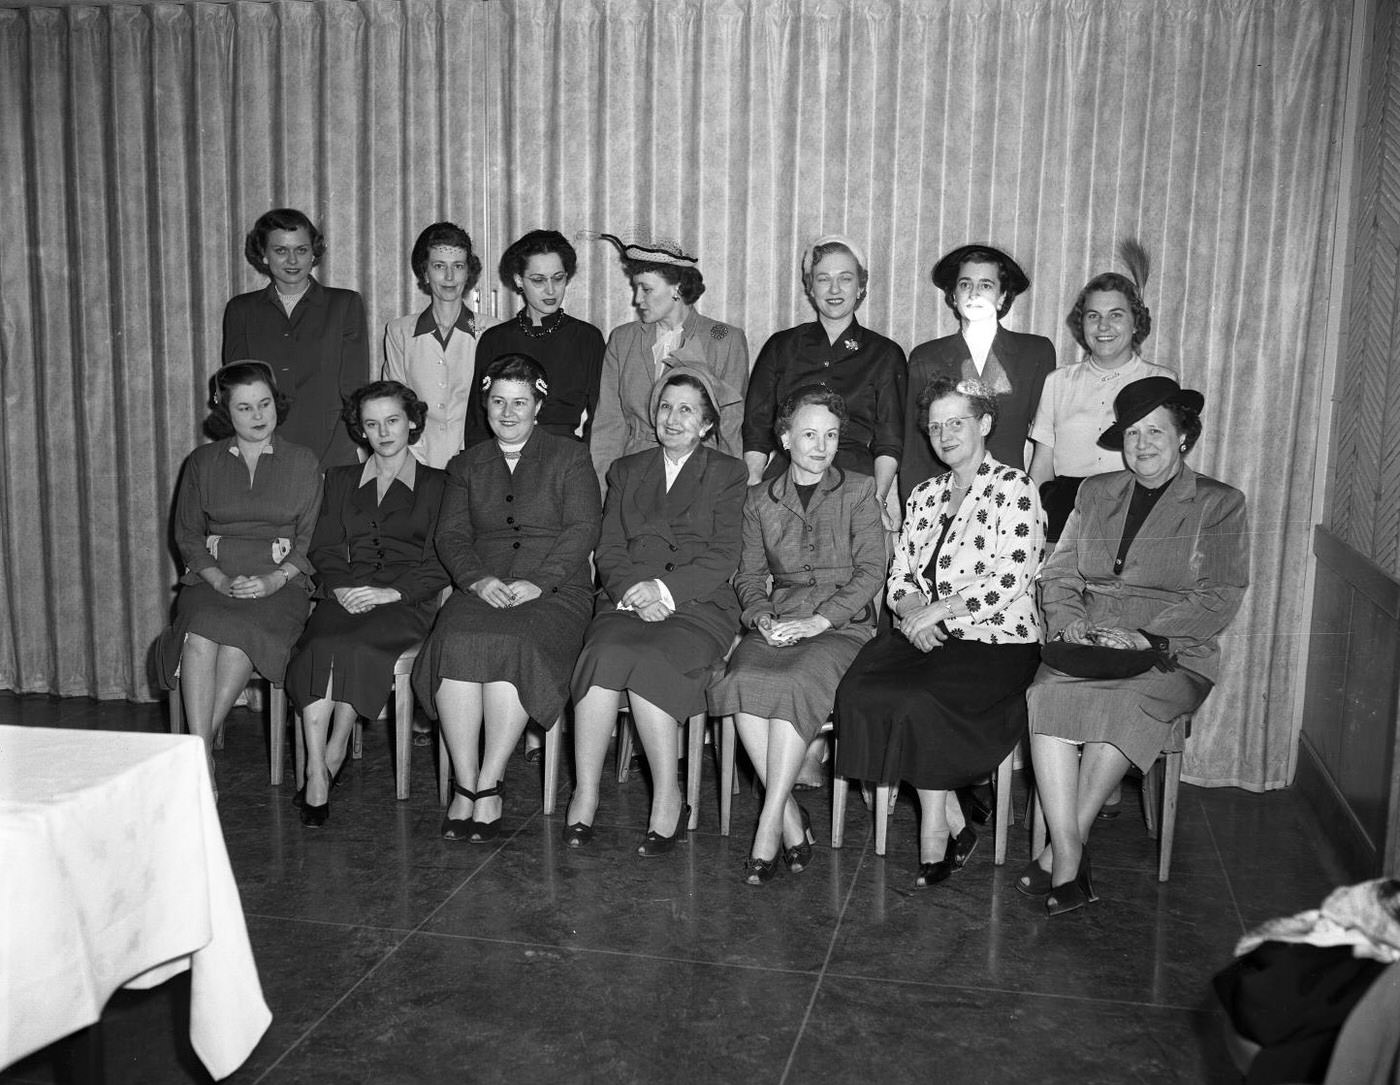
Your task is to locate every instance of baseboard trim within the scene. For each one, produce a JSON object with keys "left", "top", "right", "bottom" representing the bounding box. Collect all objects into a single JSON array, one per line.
[{"left": 1295, "top": 732, "right": 1377, "bottom": 880}]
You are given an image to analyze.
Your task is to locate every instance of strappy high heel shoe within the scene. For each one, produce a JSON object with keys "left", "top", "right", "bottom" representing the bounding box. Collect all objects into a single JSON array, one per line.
[
  {"left": 638, "top": 804, "right": 690, "bottom": 857},
  {"left": 783, "top": 804, "right": 816, "bottom": 873},
  {"left": 1046, "top": 849, "right": 1098, "bottom": 916},
  {"left": 1015, "top": 857, "right": 1054, "bottom": 897},
  {"left": 744, "top": 854, "right": 779, "bottom": 885},
  {"left": 440, "top": 782, "right": 476, "bottom": 840},
  {"left": 467, "top": 784, "right": 504, "bottom": 843}
]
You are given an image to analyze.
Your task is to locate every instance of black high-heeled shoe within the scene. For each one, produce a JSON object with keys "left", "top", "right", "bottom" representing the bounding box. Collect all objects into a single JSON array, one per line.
[
  {"left": 292, "top": 759, "right": 346, "bottom": 808},
  {"left": 300, "top": 800, "right": 329, "bottom": 827},
  {"left": 638, "top": 804, "right": 690, "bottom": 856},
  {"left": 1015, "top": 857, "right": 1053, "bottom": 897},
  {"left": 783, "top": 804, "right": 816, "bottom": 873},
  {"left": 915, "top": 826, "right": 977, "bottom": 889},
  {"left": 1046, "top": 850, "right": 1098, "bottom": 916},
  {"left": 744, "top": 854, "right": 779, "bottom": 885},
  {"left": 951, "top": 826, "right": 977, "bottom": 868},
  {"left": 562, "top": 821, "right": 594, "bottom": 847},
  {"left": 467, "top": 784, "right": 504, "bottom": 843},
  {"left": 440, "top": 782, "right": 476, "bottom": 840}
]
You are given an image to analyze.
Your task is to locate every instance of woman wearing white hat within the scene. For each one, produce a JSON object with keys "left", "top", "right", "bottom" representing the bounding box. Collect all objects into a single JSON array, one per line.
[{"left": 743, "top": 235, "right": 907, "bottom": 532}]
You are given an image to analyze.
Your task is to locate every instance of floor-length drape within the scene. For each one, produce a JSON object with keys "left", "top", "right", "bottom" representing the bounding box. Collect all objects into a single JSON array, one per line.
[{"left": 0, "top": 0, "right": 1351, "bottom": 789}]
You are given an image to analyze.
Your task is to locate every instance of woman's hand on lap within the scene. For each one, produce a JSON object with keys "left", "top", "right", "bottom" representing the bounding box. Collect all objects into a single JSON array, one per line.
[
  {"left": 504, "top": 580, "right": 542, "bottom": 605},
  {"left": 228, "top": 573, "right": 282, "bottom": 600},
  {"left": 770, "top": 615, "right": 831, "bottom": 644},
  {"left": 620, "top": 580, "right": 664, "bottom": 610},
  {"left": 471, "top": 576, "right": 515, "bottom": 609},
  {"left": 335, "top": 585, "right": 401, "bottom": 613}
]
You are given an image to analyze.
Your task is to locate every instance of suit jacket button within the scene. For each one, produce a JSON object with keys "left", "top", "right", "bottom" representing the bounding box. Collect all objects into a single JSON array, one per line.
[
  {"left": 669, "top": 544, "right": 678, "bottom": 551},
  {"left": 513, "top": 542, "right": 521, "bottom": 550},
  {"left": 665, "top": 563, "right": 675, "bottom": 571},
  {"left": 507, "top": 516, "right": 515, "bottom": 524},
  {"left": 506, "top": 494, "right": 514, "bottom": 502}
]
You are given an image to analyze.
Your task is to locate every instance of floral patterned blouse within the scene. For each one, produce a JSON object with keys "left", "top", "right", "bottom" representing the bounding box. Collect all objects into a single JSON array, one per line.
[{"left": 888, "top": 453, "right": 1046, "bottom": 645}]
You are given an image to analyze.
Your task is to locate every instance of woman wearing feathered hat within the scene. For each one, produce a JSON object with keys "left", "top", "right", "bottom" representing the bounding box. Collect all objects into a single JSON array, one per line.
[
  {"left": 1028, "top": 241, "right": 1178, "bottom": 542},
  {"left": 1021, "top": 377, "right": 1249, "bottom": 916},
  {"left": 585, "top": 234, "right": 749, "bottom": 493},
  {"left": 899, "top": 244, "right": 1055, "bottom": 502}
]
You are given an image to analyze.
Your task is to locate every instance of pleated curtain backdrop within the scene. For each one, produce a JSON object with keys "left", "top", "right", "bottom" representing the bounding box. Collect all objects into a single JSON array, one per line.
[{"left": 0, "top": 0, "right": 1351, "bottom": 790}]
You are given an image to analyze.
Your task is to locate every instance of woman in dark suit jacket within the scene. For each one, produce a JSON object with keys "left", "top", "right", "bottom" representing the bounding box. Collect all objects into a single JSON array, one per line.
[
  {"left": 710, "top": 387, "right": 886, "bottom": 883},
  {"left": 413, "top": 355, "right": 602, "bottom": 842},
  {"left": 223, "top": 208, "right": 370, "bottom": 469},
  {"left": 284, "top": 381, "right": 449, "bottom": 826},
  {"left": 566, "top": 366, "right": 748, "bottom": 854},
  {"left": 900, "top": 244, "right": 1055, "bottom": 501},
  {"left": 1024, "top": 378, "right": 1248, "bottom": 916}
]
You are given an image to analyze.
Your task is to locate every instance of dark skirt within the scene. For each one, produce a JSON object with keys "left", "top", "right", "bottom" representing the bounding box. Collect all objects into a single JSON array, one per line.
[
  {"left": 284, "top": 597, "right": 435, "bottom": 719},
  {"left": 571, "top": 603, "right": 736, "bottom": 721},
  {"left": 708, "top": 625, "right": 872, "bottom": 743},
  {"left": 158, "top": 581, "right": 310, "bottom": 688},
  {"left": 833, "top": 633, "right": 1040, "bottom": 790},
  {"left": 412, "top": 585, "right": 593, "bottom": 727}
]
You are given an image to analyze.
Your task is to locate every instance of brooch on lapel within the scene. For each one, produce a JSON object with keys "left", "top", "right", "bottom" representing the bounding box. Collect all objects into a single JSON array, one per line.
[
  {"left": 710, "top": 324, "right": 729, "bottom": 341},
  {"left": 842, "top": 337, "right": 858, "bottom": 351}
]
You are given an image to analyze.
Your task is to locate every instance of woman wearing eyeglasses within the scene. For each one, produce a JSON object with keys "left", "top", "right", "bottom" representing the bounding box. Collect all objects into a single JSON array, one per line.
[{"left": 835, "top": 375, "right": 1045, "bottom": 890}]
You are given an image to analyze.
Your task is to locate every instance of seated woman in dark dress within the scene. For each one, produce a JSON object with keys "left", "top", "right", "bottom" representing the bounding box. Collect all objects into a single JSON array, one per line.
[
  {"left": 1024, "top": 377, "right": 1248, "bottom": 916},
  {"left": 159, "top": 361, "right": 322, "bottom": 791},
  {"left": 283, "top": 381, "right": 449, "bottom": 826},
  {"left": 566, "top": 367, "right": 747, "bottom": 854},
  {"left": 835, "top": 376, "right": 1046, "bottom": 889},
  {"left": 413, "top": 355, "right": 602, "bottom": 842},
  {"left": 709, "top": 387, "right": 886, "bottom": 884}
]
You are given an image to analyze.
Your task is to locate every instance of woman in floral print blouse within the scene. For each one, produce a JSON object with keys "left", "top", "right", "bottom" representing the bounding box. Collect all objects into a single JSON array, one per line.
[{"left": 834, "top": 375, "right": 1046, "bottom": 890}]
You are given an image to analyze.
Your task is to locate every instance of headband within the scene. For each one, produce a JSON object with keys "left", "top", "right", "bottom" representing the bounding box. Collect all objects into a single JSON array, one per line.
[
  {"left": 481, "top": 373, "right": 550, "bottom": 398},
  {"left": 211, "top": 360, "right": 278, "bottom": 404}
]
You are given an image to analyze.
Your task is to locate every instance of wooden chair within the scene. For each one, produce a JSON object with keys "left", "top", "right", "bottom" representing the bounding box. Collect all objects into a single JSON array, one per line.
[
  {"left": 1030, "top": 712, "right": 1192, "bottom": 882},
  {"left": 168, "top": 674, "right": 289, "bottom": 785}
]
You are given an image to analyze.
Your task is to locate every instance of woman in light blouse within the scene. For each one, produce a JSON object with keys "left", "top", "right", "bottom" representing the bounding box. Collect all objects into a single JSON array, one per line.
[{"left": 383, "top": 222, "right": 495, "bottom": 469}]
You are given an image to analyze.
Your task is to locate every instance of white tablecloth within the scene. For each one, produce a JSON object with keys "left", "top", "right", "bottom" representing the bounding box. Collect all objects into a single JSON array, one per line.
[{"left": 0, "top": 725, "right": 271, "bottom": 1079}]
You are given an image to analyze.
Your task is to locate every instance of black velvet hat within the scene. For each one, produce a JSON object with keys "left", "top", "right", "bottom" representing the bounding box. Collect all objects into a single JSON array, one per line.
[
  {"left": 930, "top": 244, "right": 1031, "bottom": 296},
  {"left": 1098, "top": 377, "right": 1205, "bottom": 450}
]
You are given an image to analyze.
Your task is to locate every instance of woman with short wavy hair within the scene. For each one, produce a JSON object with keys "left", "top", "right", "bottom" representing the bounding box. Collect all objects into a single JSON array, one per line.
[{"left": 283, "top": 380, "right": 450, "bottom": 826}]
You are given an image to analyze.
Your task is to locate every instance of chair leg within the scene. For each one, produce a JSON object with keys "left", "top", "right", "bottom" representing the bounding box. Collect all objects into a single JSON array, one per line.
[
  {"left": 874, "top": 783, "right": 891, "bottom": 857},
  {"left": 686, "top": 713, "right": 703, "bottom": 831},
  {"left": 615, "top": 710, "right": 633, "bottom": 784},
  {"left": 352, "top": 717, "right": 364, "bottom": 761},
  {"left": 1031, "top": 787, "right": 1047, "bottom": 858},
  {"left": 831, "top": 773, "right": 848, "bottom": 848},
  {"left": 169, "top": 678, "right": 183, "bottom": 734},
  {"left": 720, "top": 716, "right": 736, "bottom": 837},
  {"left": 437, "top": 725, "right": 450, "bottom": 807},
  {"left": 993, "top": 750, "right": 1013, "bottom": 866},
  {"left": 394, "top": 673, "right": 413, "bottom": 800},
  {"left": 269, "top": 684, "right": 287, "bottom": 786},
  {"left": 543, "top": 714, "right": 562, "bottom": 816},
  {"left": 1143, "top": 762, "right": 1161, "bottom": 839},
  {"left": 1159, "top": 749, "right": 1182, "bottom": 882}
]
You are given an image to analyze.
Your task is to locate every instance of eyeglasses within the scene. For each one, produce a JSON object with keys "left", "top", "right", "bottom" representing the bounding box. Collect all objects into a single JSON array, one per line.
[{"left": 927, "top": 416, "right": 975, "bottom": 436}]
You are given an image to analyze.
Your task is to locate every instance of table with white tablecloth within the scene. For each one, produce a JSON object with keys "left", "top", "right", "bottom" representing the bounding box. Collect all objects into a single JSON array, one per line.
[{"left": 0, "top": 725, "right": 271, "bottom": 1079}]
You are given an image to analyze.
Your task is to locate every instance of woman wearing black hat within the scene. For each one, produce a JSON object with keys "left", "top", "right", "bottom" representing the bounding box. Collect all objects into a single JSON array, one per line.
[
  {"left": 899, "top": 245, "right": 1055, "bottom": 502},
  {"left": 1021, "top": 377, "right": 1249, "bottom": 916}
]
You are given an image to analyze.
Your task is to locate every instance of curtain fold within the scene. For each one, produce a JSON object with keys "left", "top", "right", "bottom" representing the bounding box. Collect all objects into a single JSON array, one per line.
[{"left": 0, "top": 0, "right": 1351, "bottom": 789}]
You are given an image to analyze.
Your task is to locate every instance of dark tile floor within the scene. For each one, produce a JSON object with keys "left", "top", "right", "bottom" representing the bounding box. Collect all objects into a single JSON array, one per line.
[{"left": 1, "top": 692, "right": 1349, "bottom": 1085}]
